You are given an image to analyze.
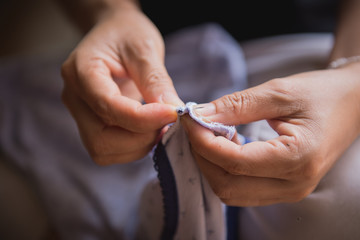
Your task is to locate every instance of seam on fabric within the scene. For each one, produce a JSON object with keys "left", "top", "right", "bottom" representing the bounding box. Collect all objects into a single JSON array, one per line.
[{"left": 153, "top": 141, "right": 179, "bottom": 240}]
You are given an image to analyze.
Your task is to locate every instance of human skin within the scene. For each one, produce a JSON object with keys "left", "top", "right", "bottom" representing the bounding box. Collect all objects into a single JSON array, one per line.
[
  {"left": 60, "top": 0, "right": 360, "bottom": 206},
  {"left": 181, "top": 0, "right": 360, "bottom": 206},
  {"left": 60, "top": 0, "right": 183, "bottom": 165}
]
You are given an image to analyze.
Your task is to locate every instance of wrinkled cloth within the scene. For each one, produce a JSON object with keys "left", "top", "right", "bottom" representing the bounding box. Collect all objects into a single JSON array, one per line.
[
  {"left": 1, "top": 23, "right": 360, "bottom": 240},
  {"left": 138, "top": 120, "right": 226, "bottom": 240},
  {"left": 0, "top": 24, "right": 247, "bottom": 240}
]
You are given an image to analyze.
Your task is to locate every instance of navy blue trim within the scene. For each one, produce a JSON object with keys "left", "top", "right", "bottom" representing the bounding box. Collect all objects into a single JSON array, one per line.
[
  {"left": 153, "top": 142, "right": 179, "bottom": 240},
  {"left": 226, "top": 136, "right": 251, "bottom": 240},
  {"left": 226, "top": 206, "right": 240, "bottom": 240}
]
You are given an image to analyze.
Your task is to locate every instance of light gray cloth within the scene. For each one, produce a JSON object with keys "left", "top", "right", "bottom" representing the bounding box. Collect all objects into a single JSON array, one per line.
[
  {"left": 1, "top": 23, "right": 360, "bottom": 240},
  {"left": 0, "top": 24, "right": 246, "bottom": 240},
  {"left": 0, "top": 54, "right": 156, "bottom": 239},
  {"left": 137, "top": 119, "right": 226, "bottom": 240}
]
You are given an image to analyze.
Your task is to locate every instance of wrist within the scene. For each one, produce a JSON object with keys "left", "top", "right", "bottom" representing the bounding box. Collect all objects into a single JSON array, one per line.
[
  {"left": 95, "top": 0, "right": 140, "bottom": 23},
  {"left": 340, "top": 62, "right": 360, "bottom": 136},
  {"left": 63, "top": 0, "right": 140, "bottom": 34}
]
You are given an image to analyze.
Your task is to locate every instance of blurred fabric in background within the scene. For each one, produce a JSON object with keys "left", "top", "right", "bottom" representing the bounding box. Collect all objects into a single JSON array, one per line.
[{"left": 0, "top": 1, "right": 79, "bottom": 239}]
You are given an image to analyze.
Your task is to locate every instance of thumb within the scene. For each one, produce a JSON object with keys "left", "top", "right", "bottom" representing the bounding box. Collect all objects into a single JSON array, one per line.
[{"left": 193, "top": 81, "right": 294, "bottom": 125}]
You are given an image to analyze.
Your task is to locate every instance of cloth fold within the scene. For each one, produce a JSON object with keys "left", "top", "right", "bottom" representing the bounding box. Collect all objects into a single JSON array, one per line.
[
  {"left": 143, "top": 120, "right": 226, "bottom": 240},
  {"left": 2, "top": 22, "right": 359, "bottom": 240}
]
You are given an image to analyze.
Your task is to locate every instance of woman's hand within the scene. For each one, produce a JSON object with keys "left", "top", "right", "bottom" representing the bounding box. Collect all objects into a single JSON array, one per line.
[
  {"left": 61, "top": 2, "right": 182, "bottom": 165},
  {"left": 182, "top": 64, "right": 360, "bottom": 206}
]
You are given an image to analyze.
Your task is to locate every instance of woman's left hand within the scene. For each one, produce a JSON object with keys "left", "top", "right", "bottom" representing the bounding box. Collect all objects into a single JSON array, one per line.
[{"left": 182, "top": 64, "right": 360, "bottom": 206}]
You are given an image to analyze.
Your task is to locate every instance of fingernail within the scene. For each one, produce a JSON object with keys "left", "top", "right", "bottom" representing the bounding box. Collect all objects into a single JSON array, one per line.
[{"left": 193, "top": 103, "right": 216, "bottom": 117}]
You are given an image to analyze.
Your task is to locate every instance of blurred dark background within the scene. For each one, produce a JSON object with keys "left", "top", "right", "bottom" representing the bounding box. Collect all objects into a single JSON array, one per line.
[
  {"left": 0, "top": 0, "right": 80, "bottom": 58},
  {"left": 0, "top": 1, "right": 80, "bottom": 239}
]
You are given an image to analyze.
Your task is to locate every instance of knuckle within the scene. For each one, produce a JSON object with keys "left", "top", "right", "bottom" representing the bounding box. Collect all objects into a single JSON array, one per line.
[
  {"left": 277, "top": 136, "right": 305, "bottom": 179},
  {"left": 131, "top": 120, "right": 150, "bottom": 133},
  {"left": 131, "top": 131, "right": 157, "bottom": 151},
  {"left": 220, "top": 198, "right": 233, "bottom": 206},
  {"left": 61, "top": 51, "right": 79, "bottom": 80},
  {"left": 267, "top": 78, "right": 306, "bottom": 114},
  {"left": 123, "top": 38, "right": 163, "bottom": 68},
  {"left": 92, "top": 98, "right": 114, "bottom": 125},
  {"left": 225, "top": 160, "right": 244, "bottom": 175},
  {"left": 130, "top": 38, "right": 159, "bottom": 59},
  {"left": 142, "top": 131, "right": 158, "bottom": 148},
  {"left": 290, "top": 145, "right": 322, "bottom": 181},
  {"left": 283, "top": 136, "right": 302, "bottom": 162},
  {"left": 92, "top": 155, "right": 109, "bottom": 166},
  {"left": 217, "top": 91, "right": 255, "bottom": 116},
  {"left": 301, "top": 160, "right": 322, "bottom": 181},
  {"left": 79, "top": 59, "right": 107, "bottom": 80},
  {"left": 91, "top": 154, "right": 119, "bottom": 166},
  {"left": 210, "top": 177, "right": 232, "bottom": 200},
  {"left": 220, "top": 149, "right": 250, "bottom": 176},
  {"left": 283, "top": 155, "right": 322, "bottom": 184},
  {"left": 287, "top": 187, "right": 314, "bottom": 203},
  {"left": 220, "top": 197, "right": 254, "bottom": 207},
  {"left": 88, "top": 136, "right": 108, "bottom": 157},
  {"left": 213, "top": 186, "right": 232, "bottom": 200},
  {"left": 86, "top": 130, "right": 116, "bottom": 160},
  {"left": 88, "top": 95, "right": 120, "bottom": 127},
  {"left": 268, "top": 78, "right": 293, "bottom": 93},
  {"left": 89, "top": 131, "right": 156, "bottom": 165},
  {"left": 144, "top": 68, "right": 170, "bottom": 89},
  {"left": 61, "top": 59, "right": 75, "bottom": 83},
  {"left": 267, "top": 78, "right": 298, "bottom": 100},
  {"left": 72, "top": 54, "right": 108, "bottom": 84}
]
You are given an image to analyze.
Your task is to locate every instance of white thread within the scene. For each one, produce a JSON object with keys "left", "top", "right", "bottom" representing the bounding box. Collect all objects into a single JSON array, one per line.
[
  {"left": 176, "top": 102, "right": 236, "bottom": 140},
  {"left": 328, "top": 55, "right": 360, "bottom": 69}
]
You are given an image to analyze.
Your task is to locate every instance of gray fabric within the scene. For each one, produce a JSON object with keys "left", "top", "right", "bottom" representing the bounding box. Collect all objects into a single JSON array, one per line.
[
  {"left": 0, "top": 24, "right": 247, "bottom": 239},
  {"left": 138, "top": 120, "right": 226, "bottom": 240},
  {"left": 1, "top": 23, "right": 359, "bottom": 240},
  {"left": 0, "top": 55, "right": 156, "bottom": 239},
  {"left": 162, "top": 121, "right": 225, "bottom": 240},
  {"left": 165, "top": 23, "right": 248, "bottom": 103}
]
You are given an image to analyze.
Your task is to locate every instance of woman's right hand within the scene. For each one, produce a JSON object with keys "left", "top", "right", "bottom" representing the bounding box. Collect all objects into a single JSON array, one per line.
[{"left": 61, "top": 1, "right": 182, "bottom": 165}]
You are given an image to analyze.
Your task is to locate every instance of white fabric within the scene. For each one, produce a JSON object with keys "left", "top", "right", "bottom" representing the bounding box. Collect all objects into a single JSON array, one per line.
[
  {"left": 138, "top": 120, "right": 226, "bottom": 240},
  {"left": 163, "top": 121, "right": 225, "bottom": 240},
  {"left": 176, "top": 102, "right": 237, "bottom": 140}
]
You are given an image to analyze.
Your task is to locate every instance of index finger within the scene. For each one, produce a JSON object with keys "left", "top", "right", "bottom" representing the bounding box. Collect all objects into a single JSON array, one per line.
[
  {"left": 64, "top": 56, "right": 177, "bottom": 132},
  {"left": 182, "top": 116, "right": 303, "bottom": 179}
]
